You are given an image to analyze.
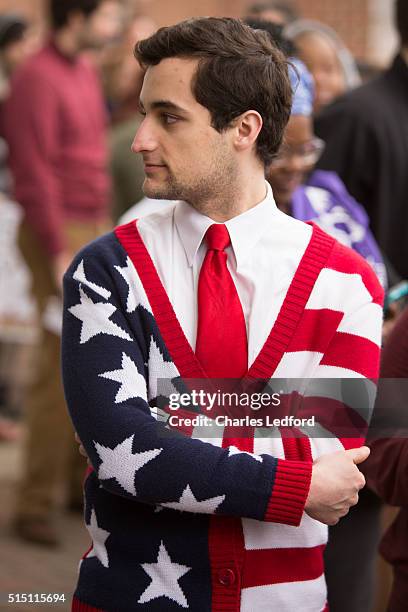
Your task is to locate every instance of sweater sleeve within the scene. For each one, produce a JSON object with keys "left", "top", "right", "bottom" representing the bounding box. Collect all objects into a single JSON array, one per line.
[
  {"left": 3, "top": 69, "right": 65, "bottom": 256},
  {"left": 62, "top": 236, "right": 311, "bottom": 526}
]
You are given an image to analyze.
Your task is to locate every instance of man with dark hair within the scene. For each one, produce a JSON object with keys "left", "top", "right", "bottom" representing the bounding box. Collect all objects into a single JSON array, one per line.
[
  {"left": 245, "top": 1, "right": 298, "bottom": 25},
  {"left": 316, "top": 0, "right": 408, "bottom": 279},
  {"left": 2, "top": 0, "right": 121, "bottom": 546},
  {"left": 63, "top": 17, "right": 382, "bottom": 611},
  {"left": 49, "top": 0, "right": 102, "bottom": 30}
]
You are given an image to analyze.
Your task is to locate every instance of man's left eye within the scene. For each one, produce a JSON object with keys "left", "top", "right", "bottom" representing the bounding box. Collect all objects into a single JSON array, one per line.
[{"left": 163, "top": 114, "right": 178, "bottom": 125}]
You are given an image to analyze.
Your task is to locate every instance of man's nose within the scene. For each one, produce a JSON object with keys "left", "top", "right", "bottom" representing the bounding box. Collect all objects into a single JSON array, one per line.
[{"left": 131, "top": 120, "right": 157, "bottom": 154}]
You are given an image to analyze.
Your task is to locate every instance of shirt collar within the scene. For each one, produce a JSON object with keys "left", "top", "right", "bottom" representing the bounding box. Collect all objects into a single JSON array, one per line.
[{"left": 174, "top": 182, "right": 279, "bottom": 268}]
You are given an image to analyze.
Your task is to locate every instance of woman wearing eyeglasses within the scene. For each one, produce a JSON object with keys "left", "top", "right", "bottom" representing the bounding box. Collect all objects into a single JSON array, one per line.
[{"left": 266, "top": 57, "right": 387, "bottom": 290}]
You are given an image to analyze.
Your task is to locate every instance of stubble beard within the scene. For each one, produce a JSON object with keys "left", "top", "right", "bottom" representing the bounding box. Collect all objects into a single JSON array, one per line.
[
  {"left": 142, "top": 170, "right": 186, "bottom": 201},
  {"left": 143, "top": 152, "right": 239, "bottom": 217}
]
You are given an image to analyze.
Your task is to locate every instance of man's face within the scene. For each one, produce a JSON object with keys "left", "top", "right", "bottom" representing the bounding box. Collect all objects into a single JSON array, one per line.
[
  {"left": 80, "top": 0, "right": 123, "bottom": 50},
  {"left": 132, "top": 57, "right": 238, "bottom": 213}
]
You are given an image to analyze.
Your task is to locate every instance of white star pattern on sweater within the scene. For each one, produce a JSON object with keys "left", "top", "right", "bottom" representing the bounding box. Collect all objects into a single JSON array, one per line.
[
  {"left": 161, "top": 484, "right": 225, "bottom": 514},
  {"left": 94, "top": 435, "right": 162, "bottom": 495},
  {"left": 69, "top": 287, "right": 132, "bottom": 344},
  {"left": 148, "top": 337, "right": 179, "bottom": 400},
  {"left": 228, "top": 445, "right": 263, "bottom": 462},
  {"left": 99, "top": 352, "right": 147, "bottom": 403},
  {"left": 115, "top": 257, "right": 152, "bottom": 313},
  {"left": 73, "top": 260, "right": 111, "bottom": 300},
  {"left": 138, "top": 540, "right": 191, "bottom": 607},
  {"left": 85, "top": 509, "right": 110, "bottom": 568}
]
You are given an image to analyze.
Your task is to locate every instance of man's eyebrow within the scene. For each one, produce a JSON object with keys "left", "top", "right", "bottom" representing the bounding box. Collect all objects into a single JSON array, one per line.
[{"left": 139, "top": 99, "right": 189, "bottom": 114}]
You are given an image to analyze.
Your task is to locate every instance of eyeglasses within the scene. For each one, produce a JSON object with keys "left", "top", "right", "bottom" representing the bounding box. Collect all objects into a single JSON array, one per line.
[{"left": 271, "top": 137, "right": 325, "bottom": 167}]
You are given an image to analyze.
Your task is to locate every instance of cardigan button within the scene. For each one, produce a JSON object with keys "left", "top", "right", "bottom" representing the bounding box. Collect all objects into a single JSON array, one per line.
[{"left": 217, "top": 568, "right": 236, "bottom": 586}]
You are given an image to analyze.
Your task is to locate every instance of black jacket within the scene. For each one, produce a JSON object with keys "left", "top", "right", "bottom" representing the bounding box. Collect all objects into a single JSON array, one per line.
[{"left": 315, "top": 55, "right": 408, "bottom": 279}]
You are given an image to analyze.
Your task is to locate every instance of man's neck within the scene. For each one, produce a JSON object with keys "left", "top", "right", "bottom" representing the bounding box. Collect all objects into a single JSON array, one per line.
[
  {"left": 194, "top": 168, "right": 267, "bottom": 222},
  {"left": 53, "top": 28, "right": 81, "bottom": 60}
]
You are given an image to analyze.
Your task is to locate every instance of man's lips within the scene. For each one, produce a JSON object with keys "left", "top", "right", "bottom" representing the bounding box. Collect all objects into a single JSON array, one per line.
[{"left": 144, "top": 163, "right": 166, "bottom": 172}]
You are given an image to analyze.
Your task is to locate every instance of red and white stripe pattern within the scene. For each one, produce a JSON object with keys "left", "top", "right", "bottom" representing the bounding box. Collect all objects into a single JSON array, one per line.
[{"left": 235, "top": 243, "right": 382, "bottom": 612}]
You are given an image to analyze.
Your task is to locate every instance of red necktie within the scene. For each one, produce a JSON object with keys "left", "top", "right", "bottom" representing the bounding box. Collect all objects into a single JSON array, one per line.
[
  {"left": 195, "top": 224, "right": 248, "bottom": 379},
  {"left": 195, "top": 224, "right": 251, "bottom": 450}
]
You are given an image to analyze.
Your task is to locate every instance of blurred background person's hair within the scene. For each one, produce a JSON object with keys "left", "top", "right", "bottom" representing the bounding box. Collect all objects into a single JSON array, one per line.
[
  {"left": 285, "top": 19, "right": 361, "bottom": 113},
  {"left": 244, "top": 0, "right": 298, "bottom": 26},
  {"left": 0, "top": 14, "right": 30, "bottom": 91},
  {"left": 49, "top": 0, "right": 106, "bottom": 31}
]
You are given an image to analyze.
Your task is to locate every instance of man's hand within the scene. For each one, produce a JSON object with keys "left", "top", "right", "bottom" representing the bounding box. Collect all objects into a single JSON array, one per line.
[
  {"left": 305, "top": 446, "right": 370, "bottom": 526},
  {"left": 75, "top": 432, "right": 91, "bottom": 465}
]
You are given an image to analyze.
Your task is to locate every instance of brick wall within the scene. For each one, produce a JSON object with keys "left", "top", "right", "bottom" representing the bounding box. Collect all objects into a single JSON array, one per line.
[
  {"left": 142, "top": 0, "right": 371, "bottom": 60},
  {"left": 0, "top": 0, "right": 44, "bottom": 22},
  {"left": 0, "top": 0, "right": 396, "bottom": 63},
  {"left": 295, "top": 0, "right": 369, "bottom": 60}
]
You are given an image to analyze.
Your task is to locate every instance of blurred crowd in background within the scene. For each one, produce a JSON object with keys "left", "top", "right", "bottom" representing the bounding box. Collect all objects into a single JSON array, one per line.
[{"left": 0, "top": 1, "right": 408, "bottom": 611}]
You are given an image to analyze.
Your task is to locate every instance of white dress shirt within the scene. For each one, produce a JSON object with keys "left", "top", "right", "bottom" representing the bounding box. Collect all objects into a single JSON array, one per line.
[{"left": 137, "top": 183, "right": 312, "bottom": 368}]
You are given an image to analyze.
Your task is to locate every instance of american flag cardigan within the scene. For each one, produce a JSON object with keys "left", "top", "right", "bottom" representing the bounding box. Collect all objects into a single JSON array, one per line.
[{"left": 62, "top": 219, "right": 383, "bottom": 612}]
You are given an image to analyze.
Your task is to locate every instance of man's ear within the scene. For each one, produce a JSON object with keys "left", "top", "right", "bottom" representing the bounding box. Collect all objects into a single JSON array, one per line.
[{"left": 232, "top": 110, "right": 263, "bottom": 154}]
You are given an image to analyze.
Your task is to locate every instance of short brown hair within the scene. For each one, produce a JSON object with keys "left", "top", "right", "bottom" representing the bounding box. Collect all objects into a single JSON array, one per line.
[{"left": 135, "top": 17, "right": 292, "bottom": 166}]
